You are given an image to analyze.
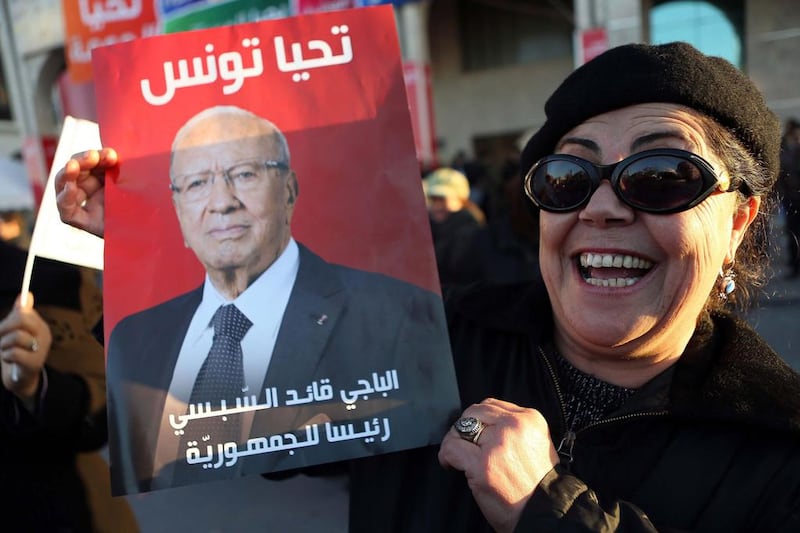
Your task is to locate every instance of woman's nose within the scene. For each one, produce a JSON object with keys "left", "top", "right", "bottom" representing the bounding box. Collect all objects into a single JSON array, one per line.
[{"left": 578, "top": 180, "right": 635, "bottom": 227}]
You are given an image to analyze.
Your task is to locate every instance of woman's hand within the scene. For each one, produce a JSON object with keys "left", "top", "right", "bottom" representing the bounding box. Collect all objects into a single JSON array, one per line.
[
  {"left": 0, "top": 294, "right": 53, "bottom": 400},
  {"left": 55, "top": 148, "right": 118, "bottom": 238},
  {"left": 438, "top": 398, "right": 560, "bottom": 533}
]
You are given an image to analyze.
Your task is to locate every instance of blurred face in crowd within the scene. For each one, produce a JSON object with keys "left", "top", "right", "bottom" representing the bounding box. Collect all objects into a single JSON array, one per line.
[
  {"left": 428, "top": 195, "right": 465, "bottom": 223},
  {"left": 170, "top": 109, "right": 298, "bottom": 288},
  {"left": 538, "top": 103, "right": 757, "bottom": 378}
]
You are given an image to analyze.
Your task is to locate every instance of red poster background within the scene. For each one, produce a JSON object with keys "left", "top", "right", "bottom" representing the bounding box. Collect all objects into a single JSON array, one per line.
[
  {"left": 22, "top": 135, "right": 59, "bottom": 207},
  {"left": 402, "top": 60, "right": 438, "bottom": 168},
  {"left": 93, "top": 6, "right": 438, "bottom": 342}
]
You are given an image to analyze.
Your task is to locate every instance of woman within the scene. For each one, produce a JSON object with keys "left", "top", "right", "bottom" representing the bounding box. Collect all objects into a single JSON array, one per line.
[
  {"left": 56, "top": 42, "right": 800, "bottom": 531},
  {"left": 349, "top": 42, "right": 800, "bottom": 532}
]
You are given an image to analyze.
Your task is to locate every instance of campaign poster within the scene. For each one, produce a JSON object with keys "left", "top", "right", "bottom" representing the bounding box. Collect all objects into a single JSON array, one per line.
[{"left": 92, "top": 6, "right": 459, "bottom": 495}]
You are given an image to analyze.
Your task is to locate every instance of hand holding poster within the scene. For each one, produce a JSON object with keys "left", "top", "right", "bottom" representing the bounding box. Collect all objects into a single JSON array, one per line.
[{"left": 91, "top": 6, "right": 459, "bottom": 495}]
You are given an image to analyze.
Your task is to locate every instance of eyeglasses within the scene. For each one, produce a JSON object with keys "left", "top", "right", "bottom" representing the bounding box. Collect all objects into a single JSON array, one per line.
[
  {"left": 523, "top": 148, "right": 736, "bottom": 214},
  {"left": 170, "top": 159, "right": 289, "bottom": 202}
]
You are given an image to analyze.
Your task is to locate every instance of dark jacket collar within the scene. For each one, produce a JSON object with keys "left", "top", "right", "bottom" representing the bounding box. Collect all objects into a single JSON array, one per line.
[
  {"left": 670, "top": 310, "right": 800, "bottom": 435},
  {"left": 447, "top": 281, "right": 800, "bottom": 437}
]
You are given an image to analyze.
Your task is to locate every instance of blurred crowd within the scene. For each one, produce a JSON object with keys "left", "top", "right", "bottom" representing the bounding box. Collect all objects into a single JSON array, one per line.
[
  {"left": 778, "top": 117, "right": 800, "bottom": 278},
  {"left": 422, "top": 150, "right": 540, "bottom": 288}
]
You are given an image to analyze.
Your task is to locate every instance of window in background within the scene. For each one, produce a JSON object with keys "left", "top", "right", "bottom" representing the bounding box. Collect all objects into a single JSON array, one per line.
[
  {"left": 650, "top": 0, "right": 743, "bottom": 68},
  {"left": 460, "top": 0, "right": 573, "bottom": 71}
]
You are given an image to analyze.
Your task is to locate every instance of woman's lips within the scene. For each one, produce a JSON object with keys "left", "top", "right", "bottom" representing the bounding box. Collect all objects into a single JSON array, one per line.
[{"left": 577, "top": 252, "right": 654, "bottom": 287}]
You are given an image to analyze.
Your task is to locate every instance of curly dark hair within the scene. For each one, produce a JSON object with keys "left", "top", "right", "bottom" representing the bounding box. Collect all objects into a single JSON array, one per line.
[{"left": 698, "top": 113, "right": 777, "bottom": 314}]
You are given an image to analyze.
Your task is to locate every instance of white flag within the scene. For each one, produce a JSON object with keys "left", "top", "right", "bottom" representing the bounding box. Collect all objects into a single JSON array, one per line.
[
  {"left": 26, "top": 115, "right": 104, "bottom": 271},
  {"left": 13, "top": 116, "right": 104, "bottom": 381}
]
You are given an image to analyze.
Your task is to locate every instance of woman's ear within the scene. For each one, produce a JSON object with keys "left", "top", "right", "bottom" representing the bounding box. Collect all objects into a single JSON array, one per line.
[{"left": 726, "top": 195, "right": 760, "bottom": 263}]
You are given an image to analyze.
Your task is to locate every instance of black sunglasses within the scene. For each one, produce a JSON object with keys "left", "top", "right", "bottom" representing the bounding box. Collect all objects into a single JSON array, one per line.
[{"left": 523, "top": 148, "right": 736, "bottom": 214}]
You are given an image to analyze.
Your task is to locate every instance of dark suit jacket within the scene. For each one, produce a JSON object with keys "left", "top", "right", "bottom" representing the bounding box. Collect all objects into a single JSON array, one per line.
[{"left": 107, "top": 244, "right": 458, "bottom": 494}]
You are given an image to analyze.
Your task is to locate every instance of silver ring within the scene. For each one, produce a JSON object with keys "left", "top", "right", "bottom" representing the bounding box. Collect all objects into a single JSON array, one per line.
[
  {"left": 30, "top": 338, "right": 38, "bottom": 352},
  {"left": 453, "top": 416, "right": 485, "bottom": 444}
]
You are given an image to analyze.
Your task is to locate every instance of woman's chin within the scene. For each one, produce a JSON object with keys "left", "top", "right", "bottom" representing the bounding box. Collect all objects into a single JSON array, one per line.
[{"left": 559, "top": 309, "right": 658, "bottom": 353}]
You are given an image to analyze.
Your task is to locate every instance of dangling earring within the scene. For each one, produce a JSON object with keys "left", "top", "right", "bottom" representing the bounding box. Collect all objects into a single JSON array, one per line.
[{"left": 717, "top": 261, "right": 736, "bottom": 301}]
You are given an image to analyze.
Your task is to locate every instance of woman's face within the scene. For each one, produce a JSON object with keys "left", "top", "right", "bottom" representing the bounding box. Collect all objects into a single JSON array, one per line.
[{"left": 539, "top": 103, "right": 757, "bottom": 370}]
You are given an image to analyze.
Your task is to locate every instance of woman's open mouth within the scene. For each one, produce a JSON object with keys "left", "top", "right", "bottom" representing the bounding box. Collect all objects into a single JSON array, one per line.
[{"left": 578, "top": 252, "right": 654, "bottom": 287}]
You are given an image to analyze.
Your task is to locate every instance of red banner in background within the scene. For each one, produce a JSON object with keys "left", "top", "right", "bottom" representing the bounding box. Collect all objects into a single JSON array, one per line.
[
  {"left": 57, "top": 72, "right": 97, "bottom": 121},
  {"left": 21, "top": 135, "right": 58, "bottom": 208},
  {"left": 577, "top": 27, "right": 608, "bottom": 66},
  {"left": 62, "top": 0, "right": 160, "bottom": 82},
  {"left": 402, "top": 60, "right": 437, "bottom": 169}
]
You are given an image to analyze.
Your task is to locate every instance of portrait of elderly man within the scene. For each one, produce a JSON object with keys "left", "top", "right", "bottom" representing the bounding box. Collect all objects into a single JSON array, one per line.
[{"left": 105, "top": 105, "right": 457, "bottom": 494}]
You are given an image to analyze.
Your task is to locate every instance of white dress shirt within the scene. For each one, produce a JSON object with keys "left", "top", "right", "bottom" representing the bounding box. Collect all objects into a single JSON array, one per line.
[{"left": 153, "top": 238, "right": 300, "bottom": 480}]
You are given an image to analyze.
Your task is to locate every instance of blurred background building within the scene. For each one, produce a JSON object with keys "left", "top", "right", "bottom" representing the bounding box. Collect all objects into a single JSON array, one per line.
[
  {"left": 1, "top": 0, "right": 800, "bottom": 199},
  {"left": 2, "top": 3, "right": 800, "bottom": 530}
]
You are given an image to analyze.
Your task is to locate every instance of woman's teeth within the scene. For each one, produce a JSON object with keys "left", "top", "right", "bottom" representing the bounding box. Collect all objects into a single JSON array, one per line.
[
  {"left": 578, "top": 253, "right": 653, "bottom": 287},
  {"left": 579, "top": 253, "right": 653, "bottom": 269}
]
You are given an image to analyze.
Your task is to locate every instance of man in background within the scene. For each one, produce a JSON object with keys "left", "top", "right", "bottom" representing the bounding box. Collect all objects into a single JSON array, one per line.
[{"left": 424, "top": 167, "right": 484, "bottom": 286}]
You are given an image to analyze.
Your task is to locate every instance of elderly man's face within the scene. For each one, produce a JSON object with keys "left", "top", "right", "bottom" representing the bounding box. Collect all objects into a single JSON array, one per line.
[{"left": 170, "top": 115, "right": 296, "bottom": 281}]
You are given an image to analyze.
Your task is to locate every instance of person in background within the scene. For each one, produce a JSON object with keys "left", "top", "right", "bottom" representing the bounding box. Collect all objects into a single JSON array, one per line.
[
  {"left": 467, "top": 157, "right": 541, "bottom": 283},
  {"left": 424, "top": 167, "right": 484, "bottom": 286},
  {"left": 778, "top": 117, "right": 800, "bottom": 277},
  {"left": 0, "top": 238, "right": 137, "bottom": 532},
  {"left": 0, "top": 210, "right": 31, "bottom": 247}
]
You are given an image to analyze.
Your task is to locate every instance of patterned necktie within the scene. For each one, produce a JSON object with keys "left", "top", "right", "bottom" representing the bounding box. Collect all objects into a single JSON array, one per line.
[
  {"left": 173, "top": 304, "right": 252, "bottom": 486},
  {"left": 190, "top": 304, "right": 252, "bottom": 407}
]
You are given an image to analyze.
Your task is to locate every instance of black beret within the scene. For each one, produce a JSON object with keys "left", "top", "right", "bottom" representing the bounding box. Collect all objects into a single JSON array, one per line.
[{"left": 521, "top": 42, "right": 781, "bottom": 184}]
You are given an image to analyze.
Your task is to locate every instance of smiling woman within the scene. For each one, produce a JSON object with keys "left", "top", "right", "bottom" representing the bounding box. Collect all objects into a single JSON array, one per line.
[
  {"left": 537, "top": 102, "right": 754, "bottom": 382},
  {"left": 349, "top": 42, "right": 800, "bottom": 533},
  {"left": 52, "top": 39, "right": 800, "bottom": 531}
]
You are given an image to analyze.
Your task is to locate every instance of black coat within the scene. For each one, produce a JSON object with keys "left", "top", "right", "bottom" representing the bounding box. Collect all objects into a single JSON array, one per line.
[
  {"left": 349, "top": 280, "right": 800, "bottom": 532},
  {"left": 430, "top": 210, "right": 482, "bottom": 286},
  {"left": 0, "top": 241, "right": 106, "bottom": 533}
]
